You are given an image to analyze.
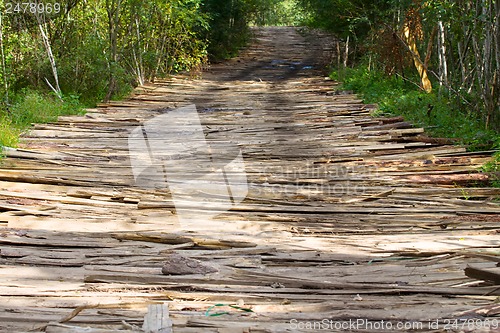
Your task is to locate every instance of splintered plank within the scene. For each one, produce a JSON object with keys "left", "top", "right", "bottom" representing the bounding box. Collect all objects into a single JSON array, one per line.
[{"left": 465, "top": 265, "right": 500, "bottom": 284}]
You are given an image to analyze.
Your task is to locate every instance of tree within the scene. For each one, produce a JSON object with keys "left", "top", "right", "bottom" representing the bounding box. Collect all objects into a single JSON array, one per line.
[
  {"left": 105, "top": 0, "right": 122, "bottom": 101},
  {"left": 35, "top": 10, "right": 62, "bottom": 99},
  {"left": 0, "top": 10, "right": 9, "bottom": 104},
  {"left": 298, "top": 0, "right": 500, "bottom": 130}
]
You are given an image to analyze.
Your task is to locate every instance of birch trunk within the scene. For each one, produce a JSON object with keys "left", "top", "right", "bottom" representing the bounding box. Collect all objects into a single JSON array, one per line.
[
  {"left": 437, "top": 20, "right": 448, "bottom": 87},
  {"left": 0, "top": 11, "right": 8, "bottom": 104},
  {"left": 35, "top": 14, "right": 62, "bottom": 99},
  {"left": 134, "top": 15, "right": 144, "bottom": 86},
  {"left": 343, "top": 36, "right": 349, "bottom": 68}
]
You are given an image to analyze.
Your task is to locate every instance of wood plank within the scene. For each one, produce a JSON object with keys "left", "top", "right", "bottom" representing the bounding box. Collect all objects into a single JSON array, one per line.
[{"left": 465, "top": 265, "right": 500, "bottom": 284}]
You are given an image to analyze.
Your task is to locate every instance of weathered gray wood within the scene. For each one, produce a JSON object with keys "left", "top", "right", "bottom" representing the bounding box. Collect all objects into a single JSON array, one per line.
[
  {"left": 161, "top": 252, "right": 218, "bottom": 275},
  {"left": 465, "top": 265, "right": 500, "bottom": 284},
  {"left": 142, "top": 303, "right": 172, "bottom": 333}
]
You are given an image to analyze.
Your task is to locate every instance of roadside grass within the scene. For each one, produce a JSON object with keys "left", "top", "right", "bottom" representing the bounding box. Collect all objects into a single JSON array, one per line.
[
  {"left": 0, "top": 90, "right": 85, "bottom": 148},
  {"left": 481, "top": 148, "right": 500, "bottom": 188},
  {"left": 331, "top": 66, "right": 500, "bottom": 187},
  {"left": 0, "top": 117, "right": 19, "bottom": 148},
  {"left": 331, "top": 67, "right": 498, "bottom": 150}
]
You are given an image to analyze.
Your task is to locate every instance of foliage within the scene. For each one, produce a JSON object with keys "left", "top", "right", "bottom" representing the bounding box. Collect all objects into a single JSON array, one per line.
[
  {"left": 481, "top": 138, "right": 500, "bottom": 187},
  {"left": 297, "top": 0, "right": 394, "bottom": 40},
  {"left": 251, "top": 0, "right": 305, "bottom": 26},
  {"left": 0, "top": 0, "right": 292, "bottom": 148},
  {"left": 482, "top": 155, "right": 500, "bottom": 187},
  {"left": 301, "top": 0, "right": 500, "bottom": 186},
  {"left": 0, "top": 0, "right": 211, "bottom": 105},
  {"left": 0, "top": 116, "right": 19, "bottom": 147},
  {"left": 201, "top": 0, "right": 250, "bottom": 60},
  {"left": 8, "top": 90, "right": 83, "bottom": 125},
  {"left": 0, "top": 90, "right": 84, "bottom": 147},
  {"left": 299, "top": 0, "right": 500, "bottom": 132},
  {"left": 201, "top": 0, "right": 306, "bottom": 60},
  {"left": 333, "top": 66, "right": 499, "bottom": 151}
]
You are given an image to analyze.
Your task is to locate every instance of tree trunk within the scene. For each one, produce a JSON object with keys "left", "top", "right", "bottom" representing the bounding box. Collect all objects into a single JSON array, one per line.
[
  {"left": 343, "top": 36, "right": 349, "bottom": 68},
  {"left": 0, "top": 11, "right": 8, "bottom": 104},
  {"left": 35, "top": 14, "right": 62, "bottom": 100},
  {"left": 105, "top": 0, "right": 122, "bottom": 102},
  {"left": 437, "top": 20, "right": 448, "bottom": 88},
  {"left": 402, "top": 23, "right": 432, "bottom": 93},
  {"left": 424, "top": 25, "right": 437, "bottom": 71},
  {"left": 336, "top": 40, "right": 341, "bottom": 70},
  {"left": 133, "top": 15, "right": 144, "bottom": 86}
]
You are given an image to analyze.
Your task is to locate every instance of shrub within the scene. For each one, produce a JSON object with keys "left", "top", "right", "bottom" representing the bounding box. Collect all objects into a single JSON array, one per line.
[
  {"left": 0, "top": 90, "right": 84, "bottom": 148},
  {"left": 332, "top": 66, "right": 498, "bottom": 150}
]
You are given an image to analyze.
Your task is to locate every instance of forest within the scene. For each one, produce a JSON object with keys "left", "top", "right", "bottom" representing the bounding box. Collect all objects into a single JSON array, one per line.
[{"left": 0, "top": 0, "right": 499, "bottom": 155}]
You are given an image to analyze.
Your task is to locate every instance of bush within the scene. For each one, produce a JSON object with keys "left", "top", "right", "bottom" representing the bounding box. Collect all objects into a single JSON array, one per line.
[
  {"left": 0, "top": 90, "right": 84, "bottom": 148},
  {"left": 481, "top": 138, "right": 500, "bottom": 187},
  {"left": 8, "top": 90, "right": 83, "bottom": 126},
  {"left": 0, "top": 116, "right": 20, "bottom": 148},
  {"left": 332, "top": 66, "right": 498, "bottom": 151},
  {"left": 251, "top": 0, "right": 306, "bottom": 26},
  {"left": 202, "top": 0, "right": 251, "bottom": 60},
  {"left": 482, "top": 155, "right": 500, "bottom": 187}
]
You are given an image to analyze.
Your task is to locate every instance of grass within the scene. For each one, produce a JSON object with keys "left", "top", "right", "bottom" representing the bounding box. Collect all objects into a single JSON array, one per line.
[
  {"left": 0, "top": 116, "right": 19, "bottom": 148},
  {"left": 332, "top": 66, "right": 500, "bottom": 188},
  {"left": 332, "top": 67, "right": 499, "bottom": 150},
  {"left": 0, "top": 90, "right": 85, "bottom": 148},
  {"left": 481, "top": 150, "right": 500, "bottom": 188}
]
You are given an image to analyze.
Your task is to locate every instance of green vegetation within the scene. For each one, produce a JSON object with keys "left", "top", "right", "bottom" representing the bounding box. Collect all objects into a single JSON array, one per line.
[
  {"left": 0, "top": 116, "right": 17, "bottom": 148},
  {"left": 482, "top": 155, "right": 500, "bottom": 187},
  {"left": 9, "top": 91, "right": 82, "bottom": 127},
  {"left": 299, "top": 0, "right": 500, "bottom": 133},
  {"left": 1, "top": 0, "right": 210, "bottom": 104},
  {"left": 251, "top": 0, "right": 306, "bottom": 27},
  {"left": 0, "top": 90, "right": 83, "bottom": 146},
  {"left": 299, "top": 0, "right": 499, "bottom": 186},
  {"left": 0, "top": 0, "right": 288, "bottom": 148},
  {"left": 203, "top": 0, "right": 304, "bottom": 60},
  {"left": 202, "top": 0, "right": 249, "bottom": 60},
  {"left": 333, "top": 67, "right": 498, "bottom": 150}
]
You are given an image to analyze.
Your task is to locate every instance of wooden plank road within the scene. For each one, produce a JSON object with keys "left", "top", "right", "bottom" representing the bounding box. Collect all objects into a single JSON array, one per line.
[{"left": 0, "top": 27, "right": 499, "bottom": 332}]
